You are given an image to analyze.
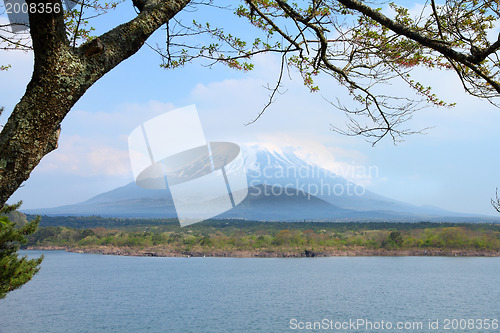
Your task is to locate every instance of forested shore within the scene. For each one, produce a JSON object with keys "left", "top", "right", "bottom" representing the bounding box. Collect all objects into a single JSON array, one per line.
[{"left": 23, "top": 217, "right": 500, "bottom": 257}]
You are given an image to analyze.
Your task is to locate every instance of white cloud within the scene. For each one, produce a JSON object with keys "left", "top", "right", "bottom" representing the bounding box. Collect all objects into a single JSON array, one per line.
[
  {"left": 39, "top": 134, "right": 132, "bottom": 177},
  {"left": 242, "top": 133, "right": 376, "bottom": 186},
  {"left": 37, "top": 100, "right": 184, "bottom": 178},
  {"left": 190, "top": 65, "right": 350, "bottom": 149},
  {"left": 67, "top": 100, "right": 177, "bottom": 134}
]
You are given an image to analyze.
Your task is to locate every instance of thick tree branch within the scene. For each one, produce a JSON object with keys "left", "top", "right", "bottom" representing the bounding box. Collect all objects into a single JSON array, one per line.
[
  {"left": 336, "top": 0, "right": 500, "bottom": 92},
  {"left": 337, "top": 0, "right": 467, "bottom": 60},
  {"left": 79, "top": 0, "right": 191, "bottom": 81},
  {"left": 469, "top": 35, "right": 500, "bottom": 64}
]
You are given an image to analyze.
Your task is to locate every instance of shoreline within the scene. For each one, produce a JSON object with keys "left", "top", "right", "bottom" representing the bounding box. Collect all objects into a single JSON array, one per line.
[{"left": 25, "top": 245, "right": 500, "bottom": 258}]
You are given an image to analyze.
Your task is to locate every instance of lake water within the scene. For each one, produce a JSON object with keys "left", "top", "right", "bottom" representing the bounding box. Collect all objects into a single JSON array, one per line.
[{"left": 0, "top": 251, "right": 499, "bottom": 333}]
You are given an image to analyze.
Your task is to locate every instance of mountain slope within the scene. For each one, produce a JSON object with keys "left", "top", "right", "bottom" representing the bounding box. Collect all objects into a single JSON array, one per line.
[
  {"left": 23, "top": 146, "right": 498, "bottom": 222},
  {"left": 244, "top": 146, "right": 456, "bottom": 216}
]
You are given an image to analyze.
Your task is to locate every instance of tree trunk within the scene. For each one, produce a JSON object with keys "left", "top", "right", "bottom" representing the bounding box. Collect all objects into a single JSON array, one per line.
[{"left": 0, "top": 0, "right": 191, "bottom": 206}]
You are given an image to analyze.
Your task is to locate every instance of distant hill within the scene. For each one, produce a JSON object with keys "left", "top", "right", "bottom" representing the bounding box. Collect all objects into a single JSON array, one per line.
[
  {"left": 4, "top": 210, "right": 29, "bottom": 228},
  {"left": 23, "top": 146, "right": 500, "bottom": 223}
]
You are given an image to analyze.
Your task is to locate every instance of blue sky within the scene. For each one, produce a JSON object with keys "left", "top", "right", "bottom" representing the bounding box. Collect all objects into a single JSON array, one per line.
[{"left": 2, "top": 1, "right": 500, "bottom": 215}]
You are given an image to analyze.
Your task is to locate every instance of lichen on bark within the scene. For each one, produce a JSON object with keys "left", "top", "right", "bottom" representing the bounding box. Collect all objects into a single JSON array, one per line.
[{"left": 0, "top": 0, "right": 191, "bottom": 206}]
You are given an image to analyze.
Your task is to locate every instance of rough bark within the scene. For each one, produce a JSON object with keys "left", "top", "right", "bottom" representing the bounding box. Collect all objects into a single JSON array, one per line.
[{"left": 0, "top": 0, "right": 191, "bottom": 206}]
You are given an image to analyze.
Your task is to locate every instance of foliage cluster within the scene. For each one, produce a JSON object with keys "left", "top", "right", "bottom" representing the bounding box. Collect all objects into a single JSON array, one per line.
[{"left": 0, "top": 205, "right": 43, "bottom": 299}]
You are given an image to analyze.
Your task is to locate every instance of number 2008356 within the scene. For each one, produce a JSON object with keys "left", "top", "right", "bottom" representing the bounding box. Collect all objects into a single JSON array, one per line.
[
  {"left": 5, "top": 2, "right": 61, "bottom": 14},
  {"left": 443, "top": 319, "right": 498, "bottom": 330}
]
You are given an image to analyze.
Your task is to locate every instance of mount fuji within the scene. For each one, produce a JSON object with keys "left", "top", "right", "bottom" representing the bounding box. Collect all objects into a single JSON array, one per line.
[{"left": 23, "top": 145, "right": 497, "bottom": 222}]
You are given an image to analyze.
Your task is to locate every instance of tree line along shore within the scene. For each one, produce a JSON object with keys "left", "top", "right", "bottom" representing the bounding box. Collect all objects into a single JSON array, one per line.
[{"left": 22, "top": 216, "right": 500, "bottom": 257}]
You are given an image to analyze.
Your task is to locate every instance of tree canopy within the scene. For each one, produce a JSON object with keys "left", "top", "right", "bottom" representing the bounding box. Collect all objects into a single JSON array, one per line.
[
  {"left": 1, "top": 0, "right": 500, "bottom": 206},
  {"left": 0, "top": 203, "right": 43, "bottom": 299}
]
